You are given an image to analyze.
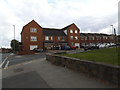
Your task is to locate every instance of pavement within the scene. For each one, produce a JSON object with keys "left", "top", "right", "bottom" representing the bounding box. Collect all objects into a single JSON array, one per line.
[{"left": 2, "top": 57, "right": 116, "bottom": 88}]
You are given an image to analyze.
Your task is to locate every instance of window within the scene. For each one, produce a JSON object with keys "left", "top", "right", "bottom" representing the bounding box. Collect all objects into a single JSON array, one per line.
[
  {"left": 85, "top": 37, "right": 87, "bottom": 40},
  {"left": 81, "top": 37, "right": 84, "bottom": 40},
  {"left": 89, "top": 37, "right": 91, "bottom": 40},
  {"left": 30, "top": 28, "right": 37, "bottom": 32},
  {"left": 75, "top": 36, "right": 78, "bottom": 40},
  {"left": 70, "top": 36, "right": 73, "bottom": 40},
  {"left": 100, "top": 37, "right": 102, "bottom": 40},
  {"left": 45, "top": 36, "right": 49, "bottom": 40},
  {"left": 70, "top": 30, "right": 73, "bottom": 33},
  {"left": 97, "top": 37, "right": 99, "bottom": 40},
  {"left": 30, "top": 45, "right": 38, "bottom": 50},
  {"left": 31, "top": 36, "right": 37, "bottom": 41},
  {"left": 75, "top": 30, "right": 77, "bottom": 33},
  {"left": 62, "top": 37, "right": 64, "bottom": 41},
  {"left": 106, "top": 37, "right": 108, "bottom": 39},
  {"left": 71, "top": 43, "right": 74, "bottom": 46},
  {"left": 93, "top": 37, "right": 95, "bottom": 40},
  {"left": 51, "top": 36, "right": 53, "bottom": 40},
  {"left": 58, "top": 36, "right": 60, "bottom": 41}
]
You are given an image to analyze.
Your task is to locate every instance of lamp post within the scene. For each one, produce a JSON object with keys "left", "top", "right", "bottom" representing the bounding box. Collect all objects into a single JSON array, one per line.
[
  {"left": 110, "top": 25, "right": 113, "bottom": 34},
  {"left": 13, "top": 25, "right": 15, "bottom": 53}
]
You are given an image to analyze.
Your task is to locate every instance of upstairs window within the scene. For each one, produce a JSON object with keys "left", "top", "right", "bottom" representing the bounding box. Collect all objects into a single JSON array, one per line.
[
  {"left": 80, "top": 37, "right": 84, "bottom": 40},
  {"left": 70, "top": 36, "right": 73, "bottom": 40},
  {"left": 30, "top": 28, "right": 37, "bottom": 33},
  {"left": 75, "top": 30, "right": 78, "bottom": 33},
  {"left": 89, "top": 37, "right": 91, "bottom": 40},
  {"left": 70, "top": 30, "right": 73, "bottom": 33},
  {"left": 93, "top": 37, "right": 95, "bottom": 40},
  {"left": 31, "top": 36, "right": 37, "bottom": 41},
  {"left": 58, "top": 36, "right": 60, "bottom": 41},
  {"left": 97, "top": 37, "right": 99, "bottom": 40},
  {"left": 85, "top": 37, "right": 87, "bottom": 40},
  {"left": 45, "top": 36, "right": 49, "bottom": 40},
  {"left": 75, "top": 36, "right": 78, "bottom": 40}
]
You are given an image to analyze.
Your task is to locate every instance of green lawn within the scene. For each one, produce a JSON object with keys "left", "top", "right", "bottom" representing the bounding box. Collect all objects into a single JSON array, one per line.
[{"left": 62, "top": 48, "right": 119, "bottom": 66}]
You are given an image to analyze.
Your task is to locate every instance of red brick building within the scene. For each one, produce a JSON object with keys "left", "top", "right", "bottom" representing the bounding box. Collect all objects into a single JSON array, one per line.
[
  {"left": 80, "top": 33, "right": 115, "bottom": 47},
  {"left": 21, "top": 20, "right": 116, "bottom": 52},
  {"left": 21, "top": 20, "right": 80, "bottom": 51}
]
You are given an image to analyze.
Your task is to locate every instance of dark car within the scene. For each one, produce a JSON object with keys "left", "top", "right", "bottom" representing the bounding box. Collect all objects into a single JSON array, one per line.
[
  {"left": 53, "top": 46, "right": 59, "bottom": 50},
  {"left": 61, "top": 45, "right": 71, "bottom": 50},
  {"left": 34, "top": 48, "right": 43, "bottom": 52}
]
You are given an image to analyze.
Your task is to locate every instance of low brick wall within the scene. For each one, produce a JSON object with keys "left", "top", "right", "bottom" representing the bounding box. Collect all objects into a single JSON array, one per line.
[
  {"left": 16, "top": 50, "right": 35, "bottom": 55},
  {"left": 46, "top": 54, "right": 120, "bottom": 86}
]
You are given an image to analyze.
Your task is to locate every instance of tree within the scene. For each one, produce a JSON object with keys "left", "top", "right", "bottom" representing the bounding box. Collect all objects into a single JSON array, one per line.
[{"left": 10, "top": 39, "right": 19, "bottom": 52}]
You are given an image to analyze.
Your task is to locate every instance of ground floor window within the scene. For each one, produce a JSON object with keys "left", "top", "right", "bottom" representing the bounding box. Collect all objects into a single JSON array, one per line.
[
  {"left": 30, "top": 45, "right": 38, "bottom": 50},
  {"left": 75, "top": 43, "right": 80, "bottom": 48}
]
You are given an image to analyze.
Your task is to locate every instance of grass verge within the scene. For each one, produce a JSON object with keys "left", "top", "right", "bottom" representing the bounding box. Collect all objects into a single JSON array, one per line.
[{"left": 62, "top": 48, "right": 119, "bottom": 66}]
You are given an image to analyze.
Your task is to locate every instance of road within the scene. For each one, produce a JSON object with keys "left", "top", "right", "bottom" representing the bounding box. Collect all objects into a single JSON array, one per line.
[
  {"left": 1, "top": 49, "right": 84, "bottom": 69},
  {"left": 1, "top": 52, "right": 48, "bottom": 69}
]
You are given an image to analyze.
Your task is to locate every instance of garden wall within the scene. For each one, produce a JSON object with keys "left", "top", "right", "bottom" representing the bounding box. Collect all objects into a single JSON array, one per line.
[{"left": 46, "top": 54, "right": 120, "bottom": 86}]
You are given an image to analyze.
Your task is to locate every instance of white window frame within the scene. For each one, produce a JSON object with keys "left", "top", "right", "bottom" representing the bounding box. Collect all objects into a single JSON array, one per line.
[
  {"left": 70, "top": 36, "right": 73, "bottom": 40},
  {"left": 75, "top": 36, "right": 78, "bottom": 40},
  {"left": 75, "top": 30, "right": 77, "bottom": 33},
  {"left": 30, "top": 28, "right": 37, "bottom": 33},
  {"left": 51, "top": 36, "right": 53, "bottom": 40},
  {"left": 85, "top": 37, "right": 87, "bottom": 40},
  {"left": 80, "top": 37, "right": 84, "bottom": 40},
  {"left": 31, "top": 36, "right": 37, "bottom": 41},
  {"left": 58, "top": 36, "right": 60, "bottom": 41},
  {"left": 30, "top": 45, "right": 38, "bottom": 50},
  {"left": 45, "top": 36, "right": 49, "bottom": 40},
  {"left": 70, "top": 30, "right": 73, "bottom": 33}
]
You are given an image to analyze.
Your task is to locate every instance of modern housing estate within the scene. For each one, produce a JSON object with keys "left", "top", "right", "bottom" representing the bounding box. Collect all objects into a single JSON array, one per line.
[
  {"left": 20, "top": 20, "right": 115, "bottom": 53},
  {"left": 21, "top": 20, "right": 80, "bottom": 52}
]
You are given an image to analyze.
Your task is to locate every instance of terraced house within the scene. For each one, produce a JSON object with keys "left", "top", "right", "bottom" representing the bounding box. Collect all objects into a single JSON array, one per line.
[
  {"left": 80, "top": 33, "right": 115, "bottom": 47},
  {"left": 21, "top": 20, "right": 80, "bottom": 52}
]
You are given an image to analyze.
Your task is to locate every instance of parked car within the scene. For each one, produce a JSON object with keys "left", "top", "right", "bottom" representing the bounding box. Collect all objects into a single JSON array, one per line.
[
  {"left": 84, "top": 44, "right": 92, "bottom": 51},
  {"left": 99, "top": 43, "right": 106, "bottom": 48},
  {"left": 90, "top": 44, "right": 99, "bottom": 49},
  {"left": 61, "top": 45, "right": 71, "bottom": 50},
  {"left": 105, "top": 43, "right": 111, "bottom": 48},
  {"left": 53, "top": 46, "right": 59, "bottom": 50},
  {"left": 34, "top": 48, "right": 43, "bottom": 52},
  {"left": 70, "top": 45, "right": 76, "bottom": 50}
]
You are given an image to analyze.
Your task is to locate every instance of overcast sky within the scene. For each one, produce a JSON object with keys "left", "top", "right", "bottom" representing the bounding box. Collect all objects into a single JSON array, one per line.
[{"left": 0, "top": 0, "right": 119, "bottom": 48}]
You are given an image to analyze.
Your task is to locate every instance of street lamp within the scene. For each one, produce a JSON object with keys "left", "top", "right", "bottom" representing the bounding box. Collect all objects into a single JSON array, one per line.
[
  {"left": 13, "top": 25, "right": 15, "bottom": 53},
  {"left": 110, "top": 25, "right": 113, "bottom": 34}
]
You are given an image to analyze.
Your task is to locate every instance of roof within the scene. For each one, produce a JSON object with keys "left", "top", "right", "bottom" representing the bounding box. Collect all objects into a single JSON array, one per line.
[
  {"left": 80, "top": 33, "right": 114, "bottom": 36},
  {"left": 21, "top": 20, "right": 77, "bottom": 36},
  {"left": 21, "top": 20, "right": 42, "bottom": 34},
  {"left": 42, "top": 28, "right": 66, "bottom": 36},
  {"left": 62, "top": 23, "right": 76, "bottom": 30}
]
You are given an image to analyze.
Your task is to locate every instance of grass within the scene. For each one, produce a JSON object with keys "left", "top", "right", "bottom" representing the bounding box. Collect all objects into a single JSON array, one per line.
[{"left": 62, "top": 48, "right": 119, "bottom": 66}]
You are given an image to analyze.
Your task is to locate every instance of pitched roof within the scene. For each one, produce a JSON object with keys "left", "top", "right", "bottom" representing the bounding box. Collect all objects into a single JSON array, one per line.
[
  {"left": 42, "top": 28, "right": 66, "bottom": 36},
  {"left": 62, "top": 23, "right": 75, "bottom": 30},
  {"left": 21, "top": 20, "right": 42, "bottom": 34}
]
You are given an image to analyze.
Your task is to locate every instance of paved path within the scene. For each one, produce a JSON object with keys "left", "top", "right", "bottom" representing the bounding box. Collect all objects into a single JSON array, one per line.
[{"left": 2, "top": 58, "right": 115, "bottom": 88}]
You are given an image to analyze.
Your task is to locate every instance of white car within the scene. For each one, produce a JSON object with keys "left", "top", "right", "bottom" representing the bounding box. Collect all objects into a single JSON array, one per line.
[
  {"left": 99, "top": 44, "right": 106, "bottom": 48},
  {"left": 105, "top": 43, "right": 111, "bottom": 48}
]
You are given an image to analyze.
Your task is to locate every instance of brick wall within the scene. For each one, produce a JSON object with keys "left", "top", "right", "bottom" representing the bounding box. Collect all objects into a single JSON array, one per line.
[{"left": 46, "top": 54, "right": 120, "bottom": 87}]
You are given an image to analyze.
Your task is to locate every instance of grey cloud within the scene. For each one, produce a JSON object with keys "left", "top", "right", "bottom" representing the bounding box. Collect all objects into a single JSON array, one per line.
[{"left": 75, "top": 13, "right": 118, "bottom": 33}]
